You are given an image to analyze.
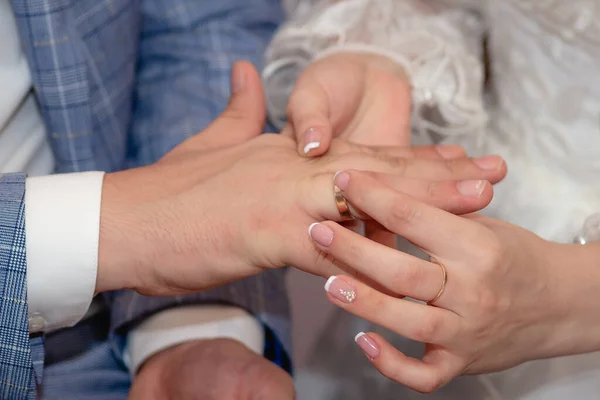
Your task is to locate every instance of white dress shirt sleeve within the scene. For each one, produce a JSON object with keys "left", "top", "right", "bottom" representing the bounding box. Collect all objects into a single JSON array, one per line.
[
  {"left": 125, "top": 305, "right": 265, "bottom": 374},
  {"left": 25, "top": 171, "right": 105, "bottom": 333}
]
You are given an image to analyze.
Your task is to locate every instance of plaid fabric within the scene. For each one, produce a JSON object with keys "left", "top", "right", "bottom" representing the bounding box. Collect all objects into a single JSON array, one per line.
[
  {"left": 4, "top": 1, "right": 289, "bottom": 398},
  {"left": 0, "top": 174, "right": 35, "bottom": 399}
]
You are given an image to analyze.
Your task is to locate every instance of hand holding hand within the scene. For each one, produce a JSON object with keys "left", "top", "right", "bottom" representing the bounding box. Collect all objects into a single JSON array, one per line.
[
  {"left": 308, "top": 170, "right": 600, "bottom": 393},
  {"left": 96, "top": 62, "right": 506, "bottom": 298}
]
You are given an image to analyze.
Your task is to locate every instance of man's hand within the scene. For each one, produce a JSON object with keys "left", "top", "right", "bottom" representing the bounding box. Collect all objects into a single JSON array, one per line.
[
  {"left": 95, "top": 61, "right": 505, "bottom": 297},
  {"left": 128, "top": 339, "right": 295, "bottom": 400},
  {"left": 285, "top": 52, "right": 417, "bottom": 155}
]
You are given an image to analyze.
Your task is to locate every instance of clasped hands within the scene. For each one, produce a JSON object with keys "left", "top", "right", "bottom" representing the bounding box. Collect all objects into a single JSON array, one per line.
[{"left": 121, "top": 56, "right": 577, "bottom": 398}]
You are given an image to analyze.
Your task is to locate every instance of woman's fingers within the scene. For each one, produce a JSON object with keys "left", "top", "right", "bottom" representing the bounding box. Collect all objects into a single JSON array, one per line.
[
  {"left": 355, "top": 332, "right": 464, "bottom": 393},
  {"left": 322, "top": 275, "right": 461, "bottom": 345},
  {"left": 333, "top": 170, "right": 485, "bottom": 256},
  {"left": 307, "top": 171, "right": 493, "bottom": 223},
  {"left": 310, "top": 222, "right": 444, "bottom": 302}
]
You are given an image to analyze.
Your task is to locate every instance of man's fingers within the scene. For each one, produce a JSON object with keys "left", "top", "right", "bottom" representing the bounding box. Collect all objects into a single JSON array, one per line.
[
  {"left": 361, "top": 172, "right": 494, "bottom": 215},
  {"left": 303, "top": 170, "right": 493, "bottom": 223},
  {"left": 189, "top": 61, "right": 267, "bottom": 150},
  {"left": 287, "top": 81, "right": 333, "bottom": 157}
]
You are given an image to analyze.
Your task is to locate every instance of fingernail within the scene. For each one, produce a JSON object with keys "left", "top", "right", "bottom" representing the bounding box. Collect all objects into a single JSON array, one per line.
[
  {"left": 456, "top": 180, "right": 487, "bottom": 198},
  {"left": 355, "top": 332, "right": 380, "bottom": 359},
  {"left": 333, "top": 171, "right": 350, "bottom": 191},
  {"left": 474, "top": 155, "right": 503, "bottom": 170},
  {"left": 309, "top": 223, "right": 334, "bottom": 247},
  {"left": 303, "top": 128, "right": 321, "bottom": 154},
  {"left": 232, "top": 67, "right": 246, "bottom": 94},
  {"left": 324, "top": 276, "right": 357, "bottom": 303},
  {"left": 436, "top": 145, "right": 464, "bottom": 159}
]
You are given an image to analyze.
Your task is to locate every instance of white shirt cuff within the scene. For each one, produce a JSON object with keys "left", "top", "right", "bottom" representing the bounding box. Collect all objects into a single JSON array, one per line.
[
  {"left": 125, "top": 305, "right": 265, "bottom": 374},
  {"left": 25, "top": 172, "right": 105, "bottom": 333}
]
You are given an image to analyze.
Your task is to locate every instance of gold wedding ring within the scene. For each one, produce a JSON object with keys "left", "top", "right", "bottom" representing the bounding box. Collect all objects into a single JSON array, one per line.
[
  {"left": 427, "top": 259, "right": 447, "bottom": 305},
  {"left": 334, "top": 184, "right": 354, "bottom": 221}
]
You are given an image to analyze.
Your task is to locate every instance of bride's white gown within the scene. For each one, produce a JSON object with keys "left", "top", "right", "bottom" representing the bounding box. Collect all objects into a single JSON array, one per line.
[{"left": 264, "top": 0, "right": 600, "bottom": 398}]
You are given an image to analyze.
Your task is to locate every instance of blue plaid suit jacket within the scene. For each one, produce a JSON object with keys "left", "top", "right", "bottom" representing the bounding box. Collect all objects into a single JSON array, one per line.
[{"left": 0, "top": 1, "right": 287, "bottom": 398}]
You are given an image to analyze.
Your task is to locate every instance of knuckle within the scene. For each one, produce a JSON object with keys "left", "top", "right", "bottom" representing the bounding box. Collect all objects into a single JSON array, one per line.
[
  {"left": 387, "top": 200, "right": 417, "bottom": 228},
  {"left": 443, "top": 159, "right": 462, "bottom": 174},
  {"left": 426, "top": 181, "right": 440, "bottom": 200},
  {"left": 390, "top": 156, "right": 409, "bottom": 175},
  {"left": 391, "top": 261, "right": 424, "bottom": 294},
  {"left": 344, "top": 240, "right": 366, "bottom": 265},
  {"left": 419, "top": 374, "right": 447, "bottom": 394},
  {"left": 412, "top": 314, "right": 440, "bottom": 343}
]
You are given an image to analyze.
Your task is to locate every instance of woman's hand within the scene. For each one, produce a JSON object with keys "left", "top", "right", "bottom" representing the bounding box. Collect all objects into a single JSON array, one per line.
[
  {"left": 284, "top": 52, "right": 415, "bottom": 154},
  {"left": 308, "top": 170, "right": 600, "bottom": 393},
  {"left": 285, "top": 51, "right": 448, "bottom": 248},
  {"left": 97, "top": 62, "right": 507, "bottom": 297}
]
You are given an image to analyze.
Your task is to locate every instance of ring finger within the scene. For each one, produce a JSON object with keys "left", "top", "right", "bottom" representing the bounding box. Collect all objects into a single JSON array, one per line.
[
  {"left": 309, "top": 221, "right": 450, "bottom": 304},
  {"left": 322, "top": 274, "right": 461, "bottom": 346}
]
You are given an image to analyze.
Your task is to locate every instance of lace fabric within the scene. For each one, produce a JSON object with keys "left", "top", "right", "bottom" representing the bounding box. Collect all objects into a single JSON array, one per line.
[
  {"left": 270, "top": 1, "right": 600, "bottom": 399},
  {"left": 264, "top": 0, "right": 488, "bottom": 140}
]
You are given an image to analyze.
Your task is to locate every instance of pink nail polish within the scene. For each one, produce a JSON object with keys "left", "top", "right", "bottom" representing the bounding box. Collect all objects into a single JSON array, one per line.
[
  {"left": 333, "top": 171, "right": 350, "bottom": 191},
  {"left": 474, "top": 155, "right": 503, "bottom": 170},
  {"left": 309, "top": 223, "right": 334, "bottom": 246},
  {"left": 303, "top": 128, "right": 321, "bottom": 154},
  {"left": 324, "top": 276, "right": 357, "bottom": 303},
  {"left": 355, "top": 332, "right": 380, "bottom": 358},
  {"left": 456, "top": 180, "right": 486, "bottom": 198}
]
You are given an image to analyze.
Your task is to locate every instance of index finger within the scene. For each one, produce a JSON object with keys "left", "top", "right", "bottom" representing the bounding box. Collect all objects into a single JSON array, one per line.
[{"left": 334, "top": 170, "right": 485, "bottom": 256}]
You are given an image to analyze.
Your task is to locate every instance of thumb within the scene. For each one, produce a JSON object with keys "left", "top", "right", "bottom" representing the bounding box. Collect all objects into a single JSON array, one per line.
[
  {"left": 286, "top": 79, "right": 333, "bottom": 157},
  {"left": 191, "top": 61, "right": 267, "bottom": 150}
]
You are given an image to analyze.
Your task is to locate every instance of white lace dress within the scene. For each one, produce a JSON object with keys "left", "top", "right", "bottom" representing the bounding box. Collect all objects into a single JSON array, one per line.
[{"left": 264, "top": 1, "right": 600, "bottom": 398}]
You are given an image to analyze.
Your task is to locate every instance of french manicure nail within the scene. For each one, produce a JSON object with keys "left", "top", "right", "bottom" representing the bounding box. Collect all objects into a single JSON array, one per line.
[
  {"left": 355, "top": 332, "right": 380, "bottom": 358},
  {"left": 456, "top": 180, "right": 487, "bottom": 198},
  {"left": 309, "top": 223, "right": 334, "bottom": 247},
  {"left": 324, "top": 276, "right": 357, "bottom": 303},
  {"left": 303, "top": 128, "right": 321, "bottom": 154},
  {"left": 333, "top": 171, "right": 350, "bottom": 191},
  {"left": 474, "top": 155, "right": 503, "bottom": 170},
  {"left": 436, "top": 145, "right": 464, "bottom": 159}
]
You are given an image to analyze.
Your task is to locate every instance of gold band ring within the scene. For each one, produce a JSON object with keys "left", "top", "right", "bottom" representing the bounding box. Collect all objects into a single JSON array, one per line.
[
  {"left": 333, "top": 184, "right": 354, "bottom": 221},
  {"left": 427, "top": 259, "right": 447, "bottom": 305}
]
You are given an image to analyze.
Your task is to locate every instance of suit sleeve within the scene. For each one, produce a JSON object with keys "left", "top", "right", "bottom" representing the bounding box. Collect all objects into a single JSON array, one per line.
[{"left": 0, "top": 173, "right": 41, "bottom": 399}]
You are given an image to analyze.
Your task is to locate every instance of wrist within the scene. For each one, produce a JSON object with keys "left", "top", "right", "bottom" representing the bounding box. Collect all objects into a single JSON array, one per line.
[
  {"left": 544, "top": 242, "right": 600, "bottom": 357},
  {"left": 96, "top": 169, "right": 153, "bottom": 294}
]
